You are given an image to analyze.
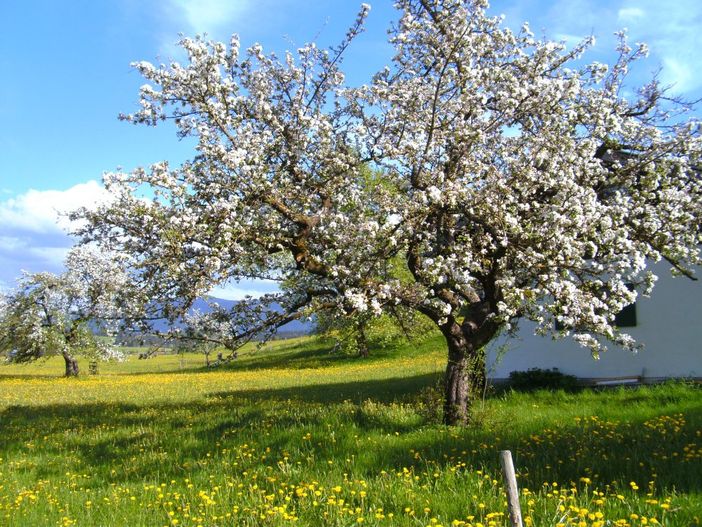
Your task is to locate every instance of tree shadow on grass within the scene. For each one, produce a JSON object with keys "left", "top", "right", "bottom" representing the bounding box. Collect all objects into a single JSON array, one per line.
[
  {"left": 210, "top": 371, "right": 442, "bottom": 404},
  {"left": 0, "top": 376, "right": 700, "bottom": 495},
  {"left": 193, "top": 337, "right": 437, "bottom": 373}
]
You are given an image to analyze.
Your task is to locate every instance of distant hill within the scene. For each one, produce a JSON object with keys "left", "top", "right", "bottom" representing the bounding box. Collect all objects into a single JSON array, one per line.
[
  {"left": 167, "top": 296, "right": 314, "bottom": 337},
  {"left": 117, "top": 296, "right": 313, "bottom": 346}
]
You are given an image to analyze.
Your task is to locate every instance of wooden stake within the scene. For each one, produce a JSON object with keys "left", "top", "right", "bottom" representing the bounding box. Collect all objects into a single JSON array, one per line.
[{"left": 499, "top": 450, "right": 523, "bottom": 527}]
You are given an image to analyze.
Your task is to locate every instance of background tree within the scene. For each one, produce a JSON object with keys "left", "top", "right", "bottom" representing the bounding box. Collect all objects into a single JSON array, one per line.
[
  {"left": 316, "top": 307, "right": 436, "bottom": 358},
  {"left": 78, "top": 0, "right": 701, "bottom": 423},
  {"left": 0, "top": 248, "right": 129, "bottom": 376}
]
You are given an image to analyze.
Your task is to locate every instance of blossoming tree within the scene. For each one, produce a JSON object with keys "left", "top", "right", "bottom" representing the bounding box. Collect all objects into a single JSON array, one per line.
[
  {"left": 0, "top": 248, "right": 129, "bottom": 376},
  {"left": 77, "top": 0, "right": 701, "bottom": 423}
]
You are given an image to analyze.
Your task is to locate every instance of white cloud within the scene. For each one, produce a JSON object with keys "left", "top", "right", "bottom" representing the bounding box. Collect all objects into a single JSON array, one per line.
[
  {"left": 164, "top": 0, "right": 256, "bottom": 35},
  {"left": 26, "top": 246, "right": 71, "bottom": 269},
  {"left": 209, "top": 279, "right": 279, "bottom": 300},
  {"left": 0, "top": 180, "right": 111, "bottom": 234},
  {"left": 554, "top": 33, "right": 587, "bottom": 48},
  {"left": 653, "top": 12, "right": 699, "bottom": 91},
  {"left": 618, "top": 7, "right": 645, "bottom": 22},
  {"left": 0, "top": 236, "right": 24, "bottom": 252},
  {"left": 545, "top": 0, "right": 605, "bottom": 39},
  {"left": 619, "top": 0, "right": 702, "bottom": 93},
  {"left": 536, "top": 0, "right": 702, "bottom": 94},
  {"left": 155, "top": 0, "right": 255, "bottom": 62},
  {"left": 0, "top": 181, "right": 113, "bottom": 285},
  {"left": 167, "top": 0, "right": 252, "bottom": 35},
  {"left": 661, "top": 56, "right": 696, "bottom": 93}
]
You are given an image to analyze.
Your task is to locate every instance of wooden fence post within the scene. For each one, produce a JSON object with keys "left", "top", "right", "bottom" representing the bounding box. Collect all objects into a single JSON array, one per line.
[{"left": 499, "top": 450, "right": 523, "bottom": 527}]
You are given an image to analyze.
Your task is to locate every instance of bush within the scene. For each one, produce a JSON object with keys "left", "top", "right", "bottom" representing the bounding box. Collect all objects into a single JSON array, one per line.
[
  {"left": 414, "top": 380, "right": 445, "bottom": 423},
  {"left": 508, "top": 368, "right": 579, "bottom": 392}
]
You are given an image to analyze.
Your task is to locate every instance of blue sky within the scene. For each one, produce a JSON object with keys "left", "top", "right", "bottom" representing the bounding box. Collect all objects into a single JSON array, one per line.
[{"left": 1, "top": 0, "right": 700, "bottom": 298}]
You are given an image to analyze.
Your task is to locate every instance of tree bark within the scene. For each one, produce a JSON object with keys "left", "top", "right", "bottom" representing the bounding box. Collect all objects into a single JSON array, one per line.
[
  {"left": 356, "top": 322, "right": 369, "bottom": 358},
  {"left": 63, "top": 352, "right": 79, "bottom": 377},
  {"left": 440, "top": 323, "right": 492, "bottom": 425},
  {"left": 443, "top": 347, "right": 471, "bottom": 425}
]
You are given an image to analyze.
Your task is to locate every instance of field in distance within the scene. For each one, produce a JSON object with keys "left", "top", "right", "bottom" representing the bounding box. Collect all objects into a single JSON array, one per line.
[{"left": 0, "top": 334, "right": 700, "bottom": 526}]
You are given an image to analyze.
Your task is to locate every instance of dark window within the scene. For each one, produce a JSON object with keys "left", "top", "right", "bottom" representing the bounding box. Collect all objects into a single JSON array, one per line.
[{"left": 614, "top": 301, "right": 637, "bottom": 327}]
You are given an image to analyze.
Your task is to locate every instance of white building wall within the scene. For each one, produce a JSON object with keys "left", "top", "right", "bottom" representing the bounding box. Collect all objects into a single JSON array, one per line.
[{"left": 487, "top": 263, "right": 702, "bottom": 382}]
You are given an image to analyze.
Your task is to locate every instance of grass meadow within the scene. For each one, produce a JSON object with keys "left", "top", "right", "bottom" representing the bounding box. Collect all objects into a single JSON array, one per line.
[{"left": 0, "top": 335, "right": 700, "bottom": 526}]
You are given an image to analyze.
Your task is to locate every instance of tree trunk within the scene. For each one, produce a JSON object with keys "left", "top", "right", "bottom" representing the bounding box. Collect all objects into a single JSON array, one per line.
[
  {"left": 441, "top": 325, "right": 491, "bottom": 425},
  {"left": 63, "top": 352, "right": 79, "bottom": 377},
  {"left": 443, "top": 347, "right": 471, "bottom": 425},
  {"left": 356, "top": 323, "right": 369, "bottom": 358}
]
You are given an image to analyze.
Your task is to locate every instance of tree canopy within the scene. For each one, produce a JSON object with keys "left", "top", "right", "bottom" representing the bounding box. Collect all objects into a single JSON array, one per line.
[{"left": 77, "top": 0, "right": 701, "bottom": 423}]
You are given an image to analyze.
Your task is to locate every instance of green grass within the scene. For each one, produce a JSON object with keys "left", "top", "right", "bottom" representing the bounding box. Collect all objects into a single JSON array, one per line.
[{"left": 0, "top": 335, "right": 700, "bottom": 526}]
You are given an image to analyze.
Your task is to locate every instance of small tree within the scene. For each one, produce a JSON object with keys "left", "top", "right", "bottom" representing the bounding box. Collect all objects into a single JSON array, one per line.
[
  {"left": 78, "top": 0, "right": 701, "bottom": 423},
  {"left": 0, "top": 248, "right": 129, "bottom": 376}
]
